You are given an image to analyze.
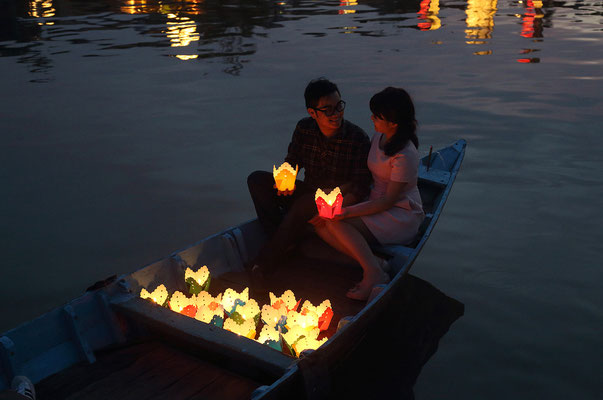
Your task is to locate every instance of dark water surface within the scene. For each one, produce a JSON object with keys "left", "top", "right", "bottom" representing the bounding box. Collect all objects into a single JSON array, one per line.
[{"left": 1, "top": 0, "right": 602, "bottom": 398}]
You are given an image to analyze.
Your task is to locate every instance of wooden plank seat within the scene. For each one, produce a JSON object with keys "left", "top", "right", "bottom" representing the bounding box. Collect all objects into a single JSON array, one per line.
[{"left": 35, "top": 340, "right": 261, "bottom": 400}]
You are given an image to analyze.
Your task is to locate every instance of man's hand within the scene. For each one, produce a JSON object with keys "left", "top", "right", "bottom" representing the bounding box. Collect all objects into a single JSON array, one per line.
[{"left": 273, "top": 184, "right": 295, "bottom": 196}]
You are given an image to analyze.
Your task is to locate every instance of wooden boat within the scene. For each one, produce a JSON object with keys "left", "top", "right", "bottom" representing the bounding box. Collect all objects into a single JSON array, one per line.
[{"left": 0, "top": 139, "right": 466, "bottom": 399}]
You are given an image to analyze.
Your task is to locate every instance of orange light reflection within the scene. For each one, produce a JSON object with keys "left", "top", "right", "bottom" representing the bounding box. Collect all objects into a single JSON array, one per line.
[{"left": 417, "top": 0, "right": 441, "bottom": 31}]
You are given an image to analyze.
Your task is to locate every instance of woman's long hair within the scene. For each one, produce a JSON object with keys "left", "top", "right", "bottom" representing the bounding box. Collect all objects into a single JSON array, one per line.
[{"left": 369, "top": 87, "right": 418, "bottom": 156}]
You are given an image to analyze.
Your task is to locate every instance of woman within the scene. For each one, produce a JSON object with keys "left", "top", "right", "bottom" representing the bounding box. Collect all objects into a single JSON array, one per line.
[{"left": 314, "top": 87, "right": 425, "bottom": 300}]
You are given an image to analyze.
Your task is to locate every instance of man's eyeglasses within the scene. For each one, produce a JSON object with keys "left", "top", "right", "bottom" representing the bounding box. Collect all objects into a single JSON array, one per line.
[{"left": 312, "top": 100, "right": 346, "bottom": 116}]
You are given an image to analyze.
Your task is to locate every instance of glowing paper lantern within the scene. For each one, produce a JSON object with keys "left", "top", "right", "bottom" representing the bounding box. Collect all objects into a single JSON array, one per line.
[
  {"left": 184, "top": 265, "right": 210, "bottom": 294},
  {"left": 256, "top": 325, "right": 280, "bottom": 344},
  {"left": 301, "top": 299, "right": 333, "bottom": 331},
  {"left": 195, "top": 291, "right": 222, "bottom": 309},
  {"left": 269, "top": 290, "right": 300, "bottom": 312},
  {"left": 195, "top": 303, "right": 224, "bottom": 327},
  {"left": 169, "top": 291, "right": 193, "bottom": 313},
  {"left": 256, "top": 325, "right": 282, "bottom": 352},
  {"left": 140, "top": 284, "right": 169, "bottom": 306},
  {"left": 293, "top": 335, "right": 328, "bottom": 357},
  {"left": 286, "top": 310, "right": 319, "bottom": 331},
  {"left": 314, "top": 187, "right": 343, "bottom": 219},
  {"left": 224, "top": 317, "right": 256, "bottom": 339},
  {"left": 180, "top": 304, "right": 198, "bottom": 318},
  {"left": 232, "top": 298, "right": 260, "bottom": 324},
  {"left": 261, "top": 304, "right": 287, "bottom": 329},
  {"left": 222, "top": 287, "right": 249, "bottom": 314},
  {"left": 273, "top": 162, "right": 298, "bottom": 192},
  {"left": 281, "top": 325, "right": 307, "bottom": 349}
]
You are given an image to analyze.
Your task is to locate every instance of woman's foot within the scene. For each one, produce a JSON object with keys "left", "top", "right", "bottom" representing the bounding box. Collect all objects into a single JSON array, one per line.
[
  {"left": 346, "top": 270, "right": 390, "bottom": 301},
  {"left": 377, "top": 257, "right": 391, "bottom": 273}
]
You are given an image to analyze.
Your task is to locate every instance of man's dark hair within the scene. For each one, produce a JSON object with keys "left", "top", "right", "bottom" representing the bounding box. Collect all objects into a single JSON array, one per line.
[
  {"left": 370, "top": 87, "right": 419, "bottom": 156},
  {"left": 304, "top": 78, "right": 340, "bottom": 109}
]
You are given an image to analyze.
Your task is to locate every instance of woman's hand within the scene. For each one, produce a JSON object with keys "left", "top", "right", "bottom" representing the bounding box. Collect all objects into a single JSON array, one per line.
[
  {"left": 308, "top": 214, "right": 325, "bottom": 228},
  {"left": 331, "top": 207, "right": 349, "bottom": 221}
]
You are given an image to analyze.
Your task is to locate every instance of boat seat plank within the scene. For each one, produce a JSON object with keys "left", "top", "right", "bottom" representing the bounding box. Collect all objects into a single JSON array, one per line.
[
  {"left": 112, "top": 298, "right": 294, "bottom": 380},
  {"left": 36, "top": 341, "right": 259, "bottom": 400}
]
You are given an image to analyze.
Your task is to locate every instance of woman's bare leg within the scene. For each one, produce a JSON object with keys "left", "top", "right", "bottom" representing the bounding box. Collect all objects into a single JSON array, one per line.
[
  {"left": 324, "top": 220, "right": 389, "bottom": 299},
  {"left": 314, "top": 224, "right": 355, "bottom": 259}
]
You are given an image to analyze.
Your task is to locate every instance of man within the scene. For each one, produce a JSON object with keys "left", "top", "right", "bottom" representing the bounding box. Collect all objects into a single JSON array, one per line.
[{"left": 247, "top": 78, "right": 372, "bottom": 277}]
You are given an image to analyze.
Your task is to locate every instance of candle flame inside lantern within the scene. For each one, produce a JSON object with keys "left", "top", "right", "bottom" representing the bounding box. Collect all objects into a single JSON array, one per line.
[
  {"left": 140, "top": 284, "right": 169, "bottom": 305},
  {"left": 315, "top": 187, "right": 343, "bottom": 219},
  {"left": 273, "top": 162, "right": 298, "bottom": 191}
]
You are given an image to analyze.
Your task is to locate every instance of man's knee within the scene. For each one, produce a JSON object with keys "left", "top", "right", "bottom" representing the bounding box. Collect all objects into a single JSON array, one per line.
[
  {"left": 287, "top": 193, "right": 316, "bottom": 220},
  {"left": 247, "top": 170, "right": 272, "bottom": 191}
]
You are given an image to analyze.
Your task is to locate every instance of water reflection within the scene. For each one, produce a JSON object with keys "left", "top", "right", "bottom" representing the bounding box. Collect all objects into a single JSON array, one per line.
[
  {"left": 417, "top": 0, "right": 441, "bottom": 31},
  {"left": 28, "top": 0, "right": 55, "bottom": 24},
  {"left": 339, "top": 0, "right": 357, "bottom": 14},
  {"left": 0, "top": 0, "right": 600, "bottom": 79},
  {"left": 465, "top": 0, "right": 497, "bottom": 44},
  {"left": 518, "top": 0, "right": 544, "bottom": 38},
  {"left": 332, "top": 274, "right": 464, "bottom": 399}
]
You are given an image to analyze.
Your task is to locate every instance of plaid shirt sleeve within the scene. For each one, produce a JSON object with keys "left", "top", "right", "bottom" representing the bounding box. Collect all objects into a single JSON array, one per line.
[{"left": 284, "top": 118, "right": 372, "bottom": 200}]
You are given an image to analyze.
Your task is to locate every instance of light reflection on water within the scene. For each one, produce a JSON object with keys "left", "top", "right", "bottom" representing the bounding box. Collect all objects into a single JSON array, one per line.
[
  {"left": 1, "top": 0, "right": 602, "bottom": 399},
  {"left": 3, "top": 0, "right": 601, "bottom": 74}
]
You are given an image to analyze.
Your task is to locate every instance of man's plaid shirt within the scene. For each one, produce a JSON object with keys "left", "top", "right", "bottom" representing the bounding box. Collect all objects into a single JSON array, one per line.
[{"left": 285, "top": 117, "right": 372, "bottom": 200}]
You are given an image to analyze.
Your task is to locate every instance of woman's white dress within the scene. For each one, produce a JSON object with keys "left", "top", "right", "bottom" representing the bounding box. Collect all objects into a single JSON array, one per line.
[{"left": 359, "top": 133, "right": 425, "bottom": 245}]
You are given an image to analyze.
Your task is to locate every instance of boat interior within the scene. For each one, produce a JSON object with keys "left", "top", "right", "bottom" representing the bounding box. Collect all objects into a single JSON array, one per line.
[{"left": 1, "top": 140, "right": 465, "bottom": 400}]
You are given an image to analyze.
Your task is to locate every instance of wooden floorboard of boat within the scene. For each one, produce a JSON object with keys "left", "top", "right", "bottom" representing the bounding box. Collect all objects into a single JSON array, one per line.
[{"left": 36, "top": 340, "right": 260, "bottom": 400}]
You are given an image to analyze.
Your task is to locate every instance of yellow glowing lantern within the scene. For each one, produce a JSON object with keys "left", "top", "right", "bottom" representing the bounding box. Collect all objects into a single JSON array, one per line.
[
  {"left": 256, "top": 325, "right": 280, "bottom": 345},
  {"left": 301, "top": 299, "right": 334, "bottom": 331},
  {"left": 184, "top": 265, "right": 209, "bottom": 293},
  {"left": 224, "top": 317, "right": 257, "bottom": 339},
  {"left": 169, "top": 291, "right": 193, "bottom": 313},
  {"left": 281, "top": 325, "right": 305, "bottom": 347},
  {"left": 269, "top": 290, "right": 300, "bottom": 312},
  {"left": 195, "top": 303, "right": 224, "bottom": 324},
  {"left": 195, "top": 291, "right": 222, "bottom": 309},
  {"left": 286, "top": 310, "right": 319, "bottom": 331},
  {"left": 233, "top": 298, "right": 260, "bottom": 322},
  {"left": 315, "top": 187, "right": 343, "bottom": 219},
  {"left": 293, "top": 335, "right": 328, "bottom": 357},
  {"left": 273, "top": 162, "right": 298, "bottom": 192},
  {"left": 222, "top": 287, "right": 249, "bottom": 313},
  {"left": 140, "top": 284, "right": 169, "bottom": 306},
  {"left": 261, "top": 304, "right": 286, "bottom": 328}
]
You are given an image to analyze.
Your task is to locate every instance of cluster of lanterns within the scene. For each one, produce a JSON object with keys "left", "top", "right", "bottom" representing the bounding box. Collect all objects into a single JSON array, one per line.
[
  {"left": 274, "top": 162, "right": 343, "bottom": 218},
  {"left": 140, "top": 266, "right": 334, "bottom": 357}
]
